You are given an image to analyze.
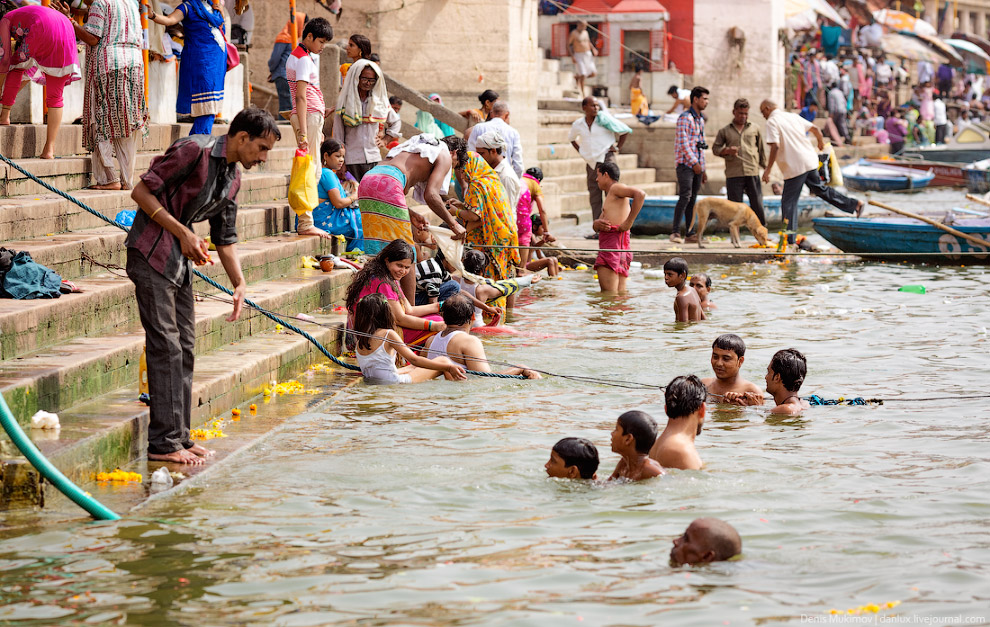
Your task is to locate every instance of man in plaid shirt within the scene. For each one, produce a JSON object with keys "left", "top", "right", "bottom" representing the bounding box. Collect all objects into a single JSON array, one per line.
[{"left": 672, "top": 86, "right": 710, "bottom": 243}]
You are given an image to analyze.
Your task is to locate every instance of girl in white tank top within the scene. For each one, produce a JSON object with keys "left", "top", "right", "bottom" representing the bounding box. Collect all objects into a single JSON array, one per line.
[{"left": 353, "top": 294, "right": 466, "bottom": 384}]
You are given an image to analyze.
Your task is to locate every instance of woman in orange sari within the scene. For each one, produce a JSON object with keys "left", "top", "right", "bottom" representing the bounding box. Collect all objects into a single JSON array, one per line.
[{"left": 456, "top": 152, "right": 519, "bottom": 282}]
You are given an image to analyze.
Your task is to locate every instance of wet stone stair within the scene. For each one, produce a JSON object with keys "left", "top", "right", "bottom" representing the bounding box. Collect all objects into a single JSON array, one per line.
[{"left": 0, "top": 123, "right": 356, "bottom": 514}]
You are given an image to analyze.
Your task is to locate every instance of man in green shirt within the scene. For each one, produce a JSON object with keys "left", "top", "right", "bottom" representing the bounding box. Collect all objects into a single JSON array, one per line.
[{"left": 712, "top": 98, "right": 767, "bottom": 225}]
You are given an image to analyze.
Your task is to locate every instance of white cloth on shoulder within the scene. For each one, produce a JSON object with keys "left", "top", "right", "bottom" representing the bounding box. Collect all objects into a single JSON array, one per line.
[
  {"left": 387, "top": 134, "right": 453, "bottom": 203},
  {"left": 335, "top": 59, "right": 390, "bottom": 127}
]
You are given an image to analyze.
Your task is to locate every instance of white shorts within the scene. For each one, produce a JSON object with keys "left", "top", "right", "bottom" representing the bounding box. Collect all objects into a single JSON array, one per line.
[{"left": 573, "top": 51, "right": 596, "bottom": 78}]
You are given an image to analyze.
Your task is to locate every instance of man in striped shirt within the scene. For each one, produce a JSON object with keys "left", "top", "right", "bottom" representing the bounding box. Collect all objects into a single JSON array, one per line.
[{"left": 672, "top": 86, "right": 709, "bottom": 243}]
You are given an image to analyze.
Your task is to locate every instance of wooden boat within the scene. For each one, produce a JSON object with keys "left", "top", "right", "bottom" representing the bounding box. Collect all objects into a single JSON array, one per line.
[
  {"left": 900, "top": 122, "right": 990, "bottom": 163},
  {"left": 841, "top": 160, "right": 935, "bottom": 192},
  {"left": 964, "top": 158, "right": 990, "bottom": 194},
  {"left": 812, "top": 215, "right": 990, "bottom": 263},
  {"left": 632, "top": 195, "right": 828, "bottom": 235},
  {"left": 865, "top": 158, "right": 967, "bottom": 187}
]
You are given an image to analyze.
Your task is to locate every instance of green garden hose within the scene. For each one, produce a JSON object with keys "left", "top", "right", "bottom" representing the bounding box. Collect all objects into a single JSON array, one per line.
[{"left": 0, "top": 392, "right": 119, "bottom": 521}]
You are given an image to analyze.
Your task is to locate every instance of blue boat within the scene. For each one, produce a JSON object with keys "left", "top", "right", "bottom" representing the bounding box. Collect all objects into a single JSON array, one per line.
[
  {"left": 841, "top": 160, "right": 935, "bottom": 192},
  {"left": 632, "top": 195, "right": 829, "bottom": 235},
  {"left": 812, "top": 216, "right": 990, "bottom": 264}
]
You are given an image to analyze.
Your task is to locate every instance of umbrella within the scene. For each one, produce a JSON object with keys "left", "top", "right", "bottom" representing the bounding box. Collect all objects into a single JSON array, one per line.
[
  {"left": 944, "top": 38, "right": 990, "bottom": 75},
  {"left": 785, "top": 0, "right": 849, "bottom": 30},
  {"left": 898, "top": 30, "right": 965, "bottom": 66},
  {"left": 951, "top": 32, "right": 990, "bottom": 58},
  {"left": 873, "top": 9, "right": 937, "bottom": 36},
  {"left": 881, "top": 32, "right": 954, "bottom": 64}
]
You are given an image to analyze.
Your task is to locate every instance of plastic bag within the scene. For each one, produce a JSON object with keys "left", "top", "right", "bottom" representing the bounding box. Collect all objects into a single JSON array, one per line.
[
  {"left": 288, "top": 151, "right": 318, "bottom": 218},
  {"left": 827, "top": 144, "right": 843, "bottom": 188}
]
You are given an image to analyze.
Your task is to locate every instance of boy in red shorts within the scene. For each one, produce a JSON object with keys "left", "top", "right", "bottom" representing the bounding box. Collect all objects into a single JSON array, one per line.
[{"left": 592, "top": 161, "right": 646, "bottom": 293}]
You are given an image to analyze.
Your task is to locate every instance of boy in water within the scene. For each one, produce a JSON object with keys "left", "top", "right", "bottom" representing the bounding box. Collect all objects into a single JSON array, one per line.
[
  {"left": 649, "top": 375, "right": 706, "bottom": 470},
  {"left": 608, "top": 410, "right": 664, "bottom": 481},
  {"left": 702, "top": 334, "right": 764, "bottom": 405},
  {"left": 425, "top": 294, "right": 541, "bottom": 378},
  {"left": 728, "top": 348, "right": 810, "bottom": 414},
  {"left": 663, "top": 257, "right": 706, "bottom": 321},
  {"left": 545, "top": 437, "right": 600, "bottom": 479},
  {"left": 592, "top": 161, "right": 646, "bottom": 293},
  {"left": 670, "top": 518, "right": 742, "bottom": 566},
  {"left": 690, "top": 273, "right": 716, "bottom": 311},
  {"left": 527, "top": 215, "right": 561, "bottom": 277}
]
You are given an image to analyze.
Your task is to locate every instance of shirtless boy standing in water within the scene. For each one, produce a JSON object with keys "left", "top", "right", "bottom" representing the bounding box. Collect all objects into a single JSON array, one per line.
[
  {"left": 592, "top": 161, "right": 645, "bottom": 293},
  {"left": 663, "top": 257, "right": 706, "bottom": 321},
  {"left": 701, "top": 334, "right": 763, "bottom": 405}
]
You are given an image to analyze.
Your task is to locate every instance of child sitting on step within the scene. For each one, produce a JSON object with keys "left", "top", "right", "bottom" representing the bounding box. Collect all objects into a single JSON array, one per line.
[
  {"left": 315, "top": 138, "right": 364, "bottom": 252},
  {"left": 353, "top": 293, "right": 466, "bottom": 384}
]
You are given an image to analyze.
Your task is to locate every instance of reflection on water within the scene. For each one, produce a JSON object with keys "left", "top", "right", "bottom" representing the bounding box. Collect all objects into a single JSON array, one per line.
[{"left": 2, "top": 255, "right": 990, "bottom": 625}]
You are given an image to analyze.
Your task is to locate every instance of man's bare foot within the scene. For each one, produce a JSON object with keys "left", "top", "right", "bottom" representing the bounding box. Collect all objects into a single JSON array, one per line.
[
  {"left": 88, "top": 182, "right": 122, "bottom": 191},
  {"left": 298, "top": 226, "right": 332, "bottom": 239},
  {"left": 148, "top": 449, "right": 206, "bottom": 465},
  {"left": 186, "top": 443, "right": 216, "bottom": 458},
  {"left": 40, "top": 151, "right": 55, "bottom": 160}
]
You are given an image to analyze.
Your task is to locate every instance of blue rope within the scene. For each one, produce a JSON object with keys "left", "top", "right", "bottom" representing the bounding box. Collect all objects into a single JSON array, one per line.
[
  {"left": 0, "top": 153, "right": 524, "bottom": 380},
  {"left": 805, "top": 395, "right": 882, "bottom": 406}
]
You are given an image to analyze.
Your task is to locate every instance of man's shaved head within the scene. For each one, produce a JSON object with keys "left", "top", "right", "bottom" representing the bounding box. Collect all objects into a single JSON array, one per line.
[{"left": 670, "top": 517, "right": 742, "bottom": 566}]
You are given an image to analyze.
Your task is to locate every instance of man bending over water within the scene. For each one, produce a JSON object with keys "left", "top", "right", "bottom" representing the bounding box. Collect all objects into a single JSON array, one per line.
[
  {"left": 702, "top": 334, "right": 764, "bottom": 405},
  {"left": 425, "top": 294, "right": 541, "bottom": 378},
  {"left": 727, "top": 348, "right": 809, "bottom": 414}
]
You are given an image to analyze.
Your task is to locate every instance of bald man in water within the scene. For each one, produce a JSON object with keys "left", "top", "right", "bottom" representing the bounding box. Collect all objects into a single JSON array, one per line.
[{"left": 670, "top": 518, "right": 742, "bottom": 566}]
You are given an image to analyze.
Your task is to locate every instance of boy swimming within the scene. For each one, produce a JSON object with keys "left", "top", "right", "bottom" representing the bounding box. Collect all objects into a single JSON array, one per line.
[
  {"left": 728, "top": 348, "right": 810, "bottom": 413},
  {"left": 592, "top": 161, "right": 646, "bottom": 293},
  {"left": 425, "top": 294, "right": 541, "bottom": 378},
  {"left": 701, "top": 334, "right": 764, "bottom": 405},
  {"left": 689, "top": 273, "right": 716, "bottom": 311},
  {"left": 608, "top": 410, "right": 664, "bottom": 481},
  {"left": 670, "top": 518, "right": 742, "bottom": 566},
  {"left": 526, "top": 214, "right": 560, "bottom": 277},
  {"left": 649, "top": 375, "right": 706, "bottom": 470},
  {"left": 663, "top": 257, "right": 706, "bottom": 322},
  {"left": 459, "top": 249, "right": 541, "bottom": 325},
  {"left": 545, "top": 437, "right": 600, "bottom": 479}
]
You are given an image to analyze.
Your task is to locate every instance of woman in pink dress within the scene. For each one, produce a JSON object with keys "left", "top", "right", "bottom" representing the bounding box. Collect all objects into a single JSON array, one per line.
[{"left": 0, "top": 4, "right": 81, "bottom": 159}]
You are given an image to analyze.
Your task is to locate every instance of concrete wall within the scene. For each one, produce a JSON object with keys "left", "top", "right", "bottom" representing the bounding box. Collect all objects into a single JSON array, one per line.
[
  {"left": 248, "top": 0, "right": 540, "bottom": 168},
  {"left": 692, "top": 0, "right": 785, "bottom": 133}
]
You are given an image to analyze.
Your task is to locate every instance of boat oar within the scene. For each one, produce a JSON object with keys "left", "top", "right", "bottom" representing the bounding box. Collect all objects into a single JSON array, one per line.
[
  {"left": 868, "top": 200, "right": 990, "bottom": 250},
  {"left": 965, "top": 193, "right": 990, "bottom": 208}
]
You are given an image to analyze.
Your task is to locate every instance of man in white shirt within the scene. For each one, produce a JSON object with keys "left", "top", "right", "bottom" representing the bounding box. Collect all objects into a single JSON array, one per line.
[
  {"left": 467, "top": 101, "right": 523, "bottom": 177},
  {"left": 475, "top": 130, "right": 520, "bottom": 214},
  {"left": 569, "top": 97, "right": 629, "bottom": 233},
  {"left": 933, "top": 95, "right": 948, "bottom": 144},
  {"left": 759, "top": 100, "right": 863, "bottom": 244},
  {"left": 874, "top": 60, "right": 892, "bottom": 86}
]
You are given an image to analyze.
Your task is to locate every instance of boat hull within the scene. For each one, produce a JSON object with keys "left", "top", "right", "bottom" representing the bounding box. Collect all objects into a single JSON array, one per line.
[
  {"left": 899, "top": 147, "right": 990, "bottom": 163},
  {"left": 632, "top": 195, "right": 829, "bottom": 235},
  {"left": 812, "top": 216, "right": 990, "bottom": 264},
  {"left": 865, "top": 159, "right": 966, "bottom": 187}
]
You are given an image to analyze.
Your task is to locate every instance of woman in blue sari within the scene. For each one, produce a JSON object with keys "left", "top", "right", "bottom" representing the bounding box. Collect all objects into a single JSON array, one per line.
[{"left": 149, "top": 0, "right": 226, "bottom": 135}]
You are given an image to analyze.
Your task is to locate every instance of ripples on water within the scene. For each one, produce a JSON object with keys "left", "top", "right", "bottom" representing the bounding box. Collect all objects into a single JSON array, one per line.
[{"left": 1, "top": 257, "right": 989, "bottom": 626}]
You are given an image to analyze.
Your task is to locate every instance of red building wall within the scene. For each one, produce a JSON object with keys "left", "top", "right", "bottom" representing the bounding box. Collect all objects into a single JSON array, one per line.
[{"left": 663, "top": 0, "right": 694, "bottom": 74}]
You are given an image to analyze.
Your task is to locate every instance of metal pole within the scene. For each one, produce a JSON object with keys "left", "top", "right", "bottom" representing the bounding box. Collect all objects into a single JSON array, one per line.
[
  {"left": 290, "top": 0, "right": 298, "bottom": 48},
  {"left": 141, "top": 0, "right": 150, "bottom": 106}
]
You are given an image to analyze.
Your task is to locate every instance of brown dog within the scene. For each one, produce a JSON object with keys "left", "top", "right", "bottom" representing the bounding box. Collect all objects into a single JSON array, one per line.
[{"left": 690, "top": 197, "right": 769, "bottom": 248}]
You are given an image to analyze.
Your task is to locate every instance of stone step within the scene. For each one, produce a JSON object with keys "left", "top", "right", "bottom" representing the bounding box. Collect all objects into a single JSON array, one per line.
[
  {"left": 537, "top": 143, "right": 581, "bottom": 161},
  {"left": 0, "top": 122, "right": 299, "bottom": 161},
  {"left": 537, "top": 153, "right": 639, "bottom": 178},
  {"left": 542, "top": 167, "right": 658, "bottom": 194},
  {"left": 0, "top": 265, "right": 351, "bottom": 422},
  {"left": 539, "top": 110, "right": 584, "bottom": 125},
  {"left": 6, "top": 203, "right": 300, "bottom": 282},
  {"left": 0, "top": 233, "right": 335, "bottom": 362},
  {"left": 0, "top": 171, "right": 290, "bottom": 241},
  {"left": 538, "top": 98, "right": 585, "bottom": 112},
  {"left": 9, "top": 312, "right": 353, "bottom": 505},
  {"left": 554, "top": 181, "right": 677, "bottom": 218},
  {"left": 537, "top": 126, "right": 573, "bottom": 145},
  {"left": 541, "top": 56, "right": 561, "bottom": 74},
  {"left": 0, "top": 146, "right": 297, "bottom": 198}
]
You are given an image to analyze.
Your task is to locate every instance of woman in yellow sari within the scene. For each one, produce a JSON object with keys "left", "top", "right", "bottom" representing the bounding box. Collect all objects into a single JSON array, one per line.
[{"left": 457, "top": 152, "right": 519, "bottom": 281}]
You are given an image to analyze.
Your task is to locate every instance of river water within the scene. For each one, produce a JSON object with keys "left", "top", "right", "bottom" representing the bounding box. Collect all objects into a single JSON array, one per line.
[{"left": 1, "top": 254, "right": 989, "bottom": 625}]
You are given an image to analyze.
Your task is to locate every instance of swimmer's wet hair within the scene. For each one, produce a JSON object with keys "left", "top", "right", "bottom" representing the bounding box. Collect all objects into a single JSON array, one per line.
[
  {"left": 442, "top": 136, "right": 468, "bottom": 170},
  {"left": 663, "top": 257, "right": 689, "bottom": 276},
  {"left": 617, "top": 410, "right": 658, "bottom": 454},
  {"left": 440, "top": 293, "right": 474, "bottom": 327},
  {"left": 462, "top": 248, "right": 488, "bottom": 275},
  {"left": 770, "top": 348, "right": 807, "bottom": 392},
  {"left": 664, "top": 375, "right": 707, "bottom": 419},
  {"left": 353, "top": 294, "right": 395, "bottom": 351},
  {"left": 596, "top": 160, "right": 620, "bottom": 181},
  {"left": 712, "top": 333, "right": 745, "bottom": 358},
  {"left": 553, "top": 437, "right": 599, "bottom": 479}
]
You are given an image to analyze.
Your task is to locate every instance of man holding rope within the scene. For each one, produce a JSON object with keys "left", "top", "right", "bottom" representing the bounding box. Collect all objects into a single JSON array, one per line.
[{"left": 126, "top": 108, "right": 280, "bottom": 465}]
